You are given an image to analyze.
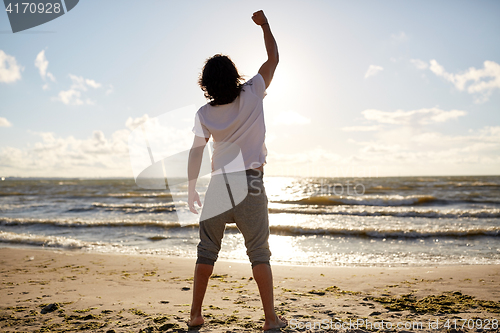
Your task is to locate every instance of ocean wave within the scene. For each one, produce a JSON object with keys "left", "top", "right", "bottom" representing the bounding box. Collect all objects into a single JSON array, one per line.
[
  {"left": 1, "top": 219, "right": 498, "bottom": 241},
  {"left": 275, "top": 194, "right": 439, "bottom": 207},
  {"left": 452, "top": 181, "right": 500, "bottom": 188},
  {"left": 90, "top": 202, "right": 180, "bottom": 213},
  {"left": 265, "top": 225, "right": 500, "bottom": 238},
  {"left": 64, "top": 202, "right": 181, "bottom": 214},
  {"left": 0, "top": 217, "right": 193, "bottom": 229},
  {"left": 268, "top": 207, "right": 500, "bottom": 219},
  {"left": 107, "top": 192, "right": 176, "bottom": 198},
  {"left": 0, "top": 230, "right": 118, "bottom": 249},
  {"left": 0, "top": 191, "right": 26, "bottom": 196},
  {"left": 148, "top": 235, "right": 169, "bottom": 241},
  {"left": 93, "top": 202, "right": 178, "bottom": 208},
  {"left": 1, "top": 230, "right": 498, "bottom": 267}
]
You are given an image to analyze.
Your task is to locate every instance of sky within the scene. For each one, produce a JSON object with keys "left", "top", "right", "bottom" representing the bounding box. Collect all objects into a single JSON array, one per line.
[{"left": 0, "top": 0, "right": 499, "bottom": 178}]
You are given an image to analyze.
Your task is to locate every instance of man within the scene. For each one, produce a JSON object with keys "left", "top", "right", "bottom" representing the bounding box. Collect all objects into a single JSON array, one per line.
[{"left": 187, "top": 10, "right": 286, "bottom": 331}]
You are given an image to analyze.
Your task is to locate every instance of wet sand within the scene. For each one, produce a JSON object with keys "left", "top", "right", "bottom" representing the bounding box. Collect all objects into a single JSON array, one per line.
[{"left": 1, "top": 248, "right": 499, "bottom": 332}]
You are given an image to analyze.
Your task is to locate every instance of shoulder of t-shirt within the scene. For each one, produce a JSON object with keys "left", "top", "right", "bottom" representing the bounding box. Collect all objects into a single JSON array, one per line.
[
  {"left": 192, "top": 106, "right": 211, "bottom": 138},
  {"left": 243, "top": 73, "right": 266, "bottom": 99},
  {"left": 194, "top": 104, "right": 208, "bottom": 126},
  {"left": 196, "top": 104, "right": 208, "bottom": 115}
]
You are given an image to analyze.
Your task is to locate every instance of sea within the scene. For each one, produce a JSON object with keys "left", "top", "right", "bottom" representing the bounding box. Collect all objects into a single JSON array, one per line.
[{"left": 0, "top": 175, "right": 499, "bottom": 267}]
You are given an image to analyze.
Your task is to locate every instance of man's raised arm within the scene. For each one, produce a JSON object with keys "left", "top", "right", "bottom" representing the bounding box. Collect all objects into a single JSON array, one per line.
[{"left": 252, "top": 10, "right": 279, "bottom": 89}]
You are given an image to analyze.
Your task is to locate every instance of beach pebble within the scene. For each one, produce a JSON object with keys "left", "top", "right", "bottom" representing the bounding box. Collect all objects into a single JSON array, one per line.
[
  {"left": 159, "top": 300, "right": 169, "bottom": 304},
  {"left": 159, "top": 323, "right": 177, "bottom": 330},
  {"left": 41, "top": 303, "right": 59, "bottom": 314},
  {"left": 181, "top": 286, "right": 190, "bottom": 291}
]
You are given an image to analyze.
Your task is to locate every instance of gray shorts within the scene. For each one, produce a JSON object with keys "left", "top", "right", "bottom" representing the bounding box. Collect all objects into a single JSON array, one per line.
[{"left": 196, "top": 169, "right": 271, "bottom": 267}]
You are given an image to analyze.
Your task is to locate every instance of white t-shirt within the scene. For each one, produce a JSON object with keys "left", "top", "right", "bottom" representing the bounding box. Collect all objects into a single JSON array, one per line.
[{"left": 192, "top": 73, "right": 267, "bottom": 174}]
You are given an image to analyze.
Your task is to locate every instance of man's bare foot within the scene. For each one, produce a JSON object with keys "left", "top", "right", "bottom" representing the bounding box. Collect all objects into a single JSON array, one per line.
[
  {"left": 263, "top": 315, "right": 287, "bottom": 331},
  {"left": 187, "top": 314, "right": 204, "bottom": 327}
]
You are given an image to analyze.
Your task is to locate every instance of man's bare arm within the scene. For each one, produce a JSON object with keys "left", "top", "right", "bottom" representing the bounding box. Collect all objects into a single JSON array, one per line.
[
  {"left": 252, "top": 10, "right": 279, "bottom": 89},
  {"left": 188, "top": 135, "right": 209, "bottom": 214}
]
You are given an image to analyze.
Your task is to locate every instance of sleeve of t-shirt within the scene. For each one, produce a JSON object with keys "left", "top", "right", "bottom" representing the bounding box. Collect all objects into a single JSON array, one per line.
[
  {"left": 192, "top": 110, "right": 211, "bottom": 138},
  {"left": 248, "top": 73, "right": 267, "bottom": 99}
]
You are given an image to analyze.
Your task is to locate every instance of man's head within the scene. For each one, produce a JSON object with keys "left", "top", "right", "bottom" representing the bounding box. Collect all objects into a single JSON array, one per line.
[{"left": 199, "top": 54, "right": 244, "bottom": 106}]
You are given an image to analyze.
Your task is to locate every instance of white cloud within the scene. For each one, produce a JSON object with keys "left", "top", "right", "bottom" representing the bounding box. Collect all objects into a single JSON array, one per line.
[
  {"left": 0, "top": 50, "right": 23, "bottom": 83},
  {"left": 67, "top": 74, "right": 91, "bottom": 91},
  {"left": 341, "top": 126, "right": 379, "bottom": 132},
  {"left": 34, "top": 52, "right": 47, "bottom": 76},
  {"left": 429, "top": 59, "right": 500, "bottom": 102},
  {"left": 0, "top": 117, "right": 13, "bottom": 127},
  {"left": 391, "top": 31, "right": 408, "bottom": 42},
  {"left": 411, "top": 126, "right": 500, "bottom": 149},
  {"left": 0, "top": 120, "right": 134, "bottom": 177},
  {"left": 57, "top": 89, "right": 83, "bottom": 105},
  {"left": 0, "top": 111, "right": 200, "bottom": 177},
  {"left": 410, "top": 59, "right": 429, "bottom": 70},
  {"left": 85, "top": 78, "right": 101, "bottom": 89},
  {"left": 364, "top": 65, "right": 383, "bottom": 79},
  {"left": 362, "top": 107, "right": 466, "bottom": 125},
  {"left": 263, "top": 114, "right": 500, "bottom": 176},
  {"left": 267, "top": 147, "right": 341, "bottom": 167},
  {"left": 360, "top": 143, "right": 401, "bottom": 154},
  {"left": 342, "top": 125, "right": 500, "bottom": 174},
  {"left": 34, "top": 50, "right": 56, "bottom": 84},
  {"left": 54, "top": 74, "right": 103, "bottom": 105},
  {"left": 272, "top": 110, "right": 311, "bottom": 125},
  {"left": 105, "top": 84, "right": 114, "bottom": 95},
  {"left": 126, "top": 114, "right": 151, "bottom": 130},
  {"left": 266, "top": 124, "right": 500, "bottom": 177}
]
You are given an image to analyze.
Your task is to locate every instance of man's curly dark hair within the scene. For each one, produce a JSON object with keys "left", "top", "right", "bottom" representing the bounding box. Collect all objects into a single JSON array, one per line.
[{"left": 199, "top": 54, "right": 245, "bottom": 106}]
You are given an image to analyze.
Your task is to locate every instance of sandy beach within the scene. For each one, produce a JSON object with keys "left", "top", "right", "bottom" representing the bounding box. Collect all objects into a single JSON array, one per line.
[{"left": 0, "top": 248, "right": 499, "bottom": 332}]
